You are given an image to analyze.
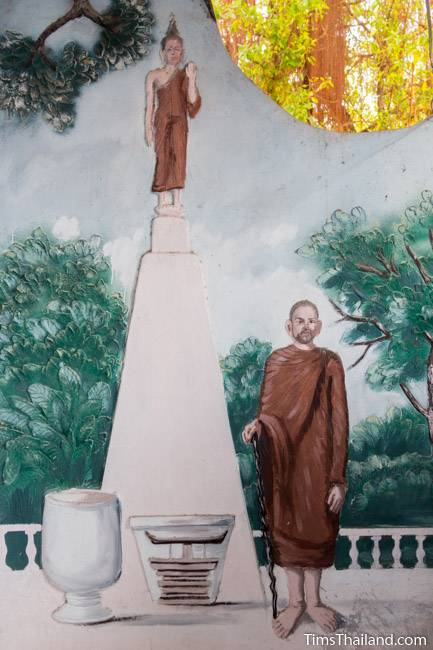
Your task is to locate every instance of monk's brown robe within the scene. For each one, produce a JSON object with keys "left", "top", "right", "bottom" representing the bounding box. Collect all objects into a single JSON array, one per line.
[
  {"left": 152, "top": 67, "right": 201, "bottom": 192},
  {"left": 257, "top": 345, "right": 349, "bottom": 568}
]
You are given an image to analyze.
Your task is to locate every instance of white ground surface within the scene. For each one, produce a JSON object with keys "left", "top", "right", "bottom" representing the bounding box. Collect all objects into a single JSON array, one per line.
[{"left": 4, "top": 566, "right": 432, "bottom": 650}]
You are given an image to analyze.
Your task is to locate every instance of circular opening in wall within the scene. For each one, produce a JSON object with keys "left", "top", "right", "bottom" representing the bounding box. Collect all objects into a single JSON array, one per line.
[{"left": 212, "top": 0, "right": 433, "bottom": 133}]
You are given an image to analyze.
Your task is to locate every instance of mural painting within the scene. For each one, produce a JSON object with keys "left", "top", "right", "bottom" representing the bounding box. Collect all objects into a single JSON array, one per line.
[
  {"left": 242, "top": 300, "right": 349, "bottom": 637},
  {"left": 145, "top": 16, "right": 201, "bottom": 214},
  {"left": 0, "top": 0, "right": 432, "bottom": 648}
]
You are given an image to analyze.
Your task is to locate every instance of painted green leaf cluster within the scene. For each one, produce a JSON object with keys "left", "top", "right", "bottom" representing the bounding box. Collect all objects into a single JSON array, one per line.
[
  {"left": 349, "top": 406, "right": 430, "bottom": 460},
  {"left": 345, "top": 406, "right": 433, "bottom": 525},
  {"left": 345, "top": 453, "right": 433, "bottom": 526},
  {"left": 298, "top": 191, "right": 433, "bottom": 400},
  {"left": 0, "top": 0, "right": 153, "bottom": 132},
  {"left": 221, "top": 336, "right": 271, "bottom": 533},
  {"left": 0, "top": 229, "right": 127, "bottom": 523}
]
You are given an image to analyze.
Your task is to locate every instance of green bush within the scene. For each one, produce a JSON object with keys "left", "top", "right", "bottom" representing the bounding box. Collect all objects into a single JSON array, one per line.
[
  {"left": 0, "top": 228, "right": 127, "bottom": 522},
  {"left": 349, "top": 406, "right": 430, "bottom": 460}
]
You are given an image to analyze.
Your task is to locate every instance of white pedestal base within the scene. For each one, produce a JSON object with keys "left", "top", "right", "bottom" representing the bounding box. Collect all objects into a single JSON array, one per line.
[
  {"left": 151, "top": 216, "right": 191, "bottom": 252},
  {"left": 53, "top": 590, "right": 114, "bottom": 625}
]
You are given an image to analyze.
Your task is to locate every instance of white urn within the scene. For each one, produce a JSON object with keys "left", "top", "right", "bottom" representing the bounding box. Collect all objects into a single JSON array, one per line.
[{"left": 42, "top": 488, "right": 122, "bottom": 624}]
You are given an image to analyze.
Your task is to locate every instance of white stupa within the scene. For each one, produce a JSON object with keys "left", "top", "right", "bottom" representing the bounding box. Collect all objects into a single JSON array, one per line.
[{"left": 102, "top": 215, "right": 264, "bottom": 615}]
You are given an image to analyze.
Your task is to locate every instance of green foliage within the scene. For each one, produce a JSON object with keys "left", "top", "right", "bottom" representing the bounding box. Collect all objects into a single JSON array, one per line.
[
  {"left": 298, "top": 191, "right": 433, "bottom": 396},
  {"left": 0, "top": 0, "right": 153, "bottom": 131},
  {"left": 220, "top": 337, "right": 271, "bottom": 538},
  {"left": 344, "top": 452, "right": 433, "bottom": 526},
  {"left": 346, "top": 0, "right": 432, "bottom": 131},
  {"left": 221, "top": 336, "right": 272, "bottom": 454},
  {"left": 214, "top": 0, "right": 329, "bottom": 125},
  {"left": 350, "top": 406, "right": 430, "bottom": 461},
  {"left": 0, "top": 228, "right": 127, "bottom": 522},
  {"left": 214, "top": 0, "right": 433, "bottom": 131}
]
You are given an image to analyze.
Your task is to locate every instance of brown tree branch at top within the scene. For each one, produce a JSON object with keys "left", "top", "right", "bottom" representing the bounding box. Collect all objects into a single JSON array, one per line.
[
  {"left": 424, "top": 331, "right": 433, "bottom": 345},
  {"left": 400, "top": 382, "right": 428, "bottom": 417},
  {"left": 329, "top": 298, "right": 392, "bottom": 368},
  {"left": 405, "top": 244, "right": 432, "bottom": 284},
  {"left": 355, "top": 262, "right": 389, "bottom": 278},
  {"left": 27, "top": 0, "right": 120, "bottom": 67}
]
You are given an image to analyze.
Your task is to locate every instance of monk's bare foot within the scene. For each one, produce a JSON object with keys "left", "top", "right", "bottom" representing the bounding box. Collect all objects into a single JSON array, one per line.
[
  {"left": 272, "top": 604, "right": 305, "bottom": 639},
  {"left": 306, "top": 603, "right": 338, "bottom": 632}
]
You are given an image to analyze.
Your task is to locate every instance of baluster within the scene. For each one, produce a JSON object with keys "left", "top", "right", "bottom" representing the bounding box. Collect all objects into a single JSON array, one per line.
[
  {"left": 0, "top": 531, "right": 8, "bottom": 573},
  {"left": 349, "top": 533, "right": 359, "bottom": 569},
  {"left": 26, "top": 531, "right": 39, "bottom": 573},
  {"left": 371, "top": 535, "right": 381, "bottom": 568},
  {"left": 393, "top": 534, "right": 402, "bottom": 568},
  {"left": 415, "top": 535, "right": 425, "bottom": 568}
]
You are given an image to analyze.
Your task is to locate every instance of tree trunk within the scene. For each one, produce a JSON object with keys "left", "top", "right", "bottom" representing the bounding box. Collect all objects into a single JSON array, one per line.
[{"left": 305, "top": 0, "right": 353, "bottom": 131}]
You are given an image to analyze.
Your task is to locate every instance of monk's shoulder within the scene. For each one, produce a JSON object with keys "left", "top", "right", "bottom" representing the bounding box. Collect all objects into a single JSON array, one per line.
[
  {"left": 322, "top": 348, "right": 344, "bottom": 373},
  {"left": 266, "top": 346, "right": 290, "bottom": 363}
]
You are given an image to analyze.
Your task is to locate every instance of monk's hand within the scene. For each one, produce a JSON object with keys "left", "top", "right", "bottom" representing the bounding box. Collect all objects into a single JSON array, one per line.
[
  {"left": 145, "top": 125, "right": 153, "bottom": 147},
  {"left": 327, "top": 484, "right": 346, "bottom": 514},
  {"left": 185, "top": 61, "right": 197, "bottom": 80},
  {"left": 242, "top": 419, "right": 258, "bottom": 444}
]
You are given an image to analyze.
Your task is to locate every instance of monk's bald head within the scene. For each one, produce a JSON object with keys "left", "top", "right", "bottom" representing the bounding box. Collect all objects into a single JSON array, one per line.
[
  {"left": 289, "top": 300, "right": 319, "bottom": 322},
  {"left": 286, "top": 300, "right": 322, "bottom": 347}
]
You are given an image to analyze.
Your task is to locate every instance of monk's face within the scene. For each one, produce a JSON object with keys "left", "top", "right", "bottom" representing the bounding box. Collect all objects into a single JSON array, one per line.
[
  {"left": 286, "top": 305, "right": 322, "bottom": 345},
  {"left": 163, "top": 38, "right": 183, "bottom": 66}
]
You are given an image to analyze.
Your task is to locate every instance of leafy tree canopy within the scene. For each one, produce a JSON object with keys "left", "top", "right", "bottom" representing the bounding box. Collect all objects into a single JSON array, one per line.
[
  {"left": 214, "top": 0, "right": 433, "bottom": 131},
  {"left": 0, "top": 228, "right": 128, "bottom": 522},
  {"left": 0, "top": 0, "right": 153, "bottom": 131},
  {"left": 298, "top": 191, "right": 433, "bottom": 441}
]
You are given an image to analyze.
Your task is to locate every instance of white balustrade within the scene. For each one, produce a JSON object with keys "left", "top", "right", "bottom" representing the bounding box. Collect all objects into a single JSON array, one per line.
[
  {"left": 253, "top": 527, "right": 433, "bottom": 569},
  {"left": 0, "top": 524, "right": 432, "bottom": 572}
]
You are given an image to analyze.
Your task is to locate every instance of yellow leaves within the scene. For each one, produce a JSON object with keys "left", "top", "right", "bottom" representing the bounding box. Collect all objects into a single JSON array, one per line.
[{"left": 214, "top": 0, "right": 433, "bottom": 131}]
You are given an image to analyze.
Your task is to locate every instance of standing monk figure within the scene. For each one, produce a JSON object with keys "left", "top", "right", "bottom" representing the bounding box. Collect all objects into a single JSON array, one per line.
[
  {"left": 243, "top": 300, "right": 349, "bottom": 639},
  {"left": 145, "top": 17, "right": 201, "bottom": 215}
]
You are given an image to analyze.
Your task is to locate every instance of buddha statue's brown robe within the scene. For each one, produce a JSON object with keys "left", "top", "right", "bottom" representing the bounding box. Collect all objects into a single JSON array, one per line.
[
  {"left": 152, "top": 67, "right": 201, "bottom": 193},
  {"left": 257, "top": 345, "right": 349, "bottom": 568}
]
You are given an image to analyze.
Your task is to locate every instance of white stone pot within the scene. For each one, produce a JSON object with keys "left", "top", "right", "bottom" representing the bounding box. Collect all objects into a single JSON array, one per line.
[{"left": 42, "top": 488, "right": 122, "bottom": 624}]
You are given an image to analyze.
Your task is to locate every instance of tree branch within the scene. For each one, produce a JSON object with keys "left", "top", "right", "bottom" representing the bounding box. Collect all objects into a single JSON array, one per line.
[
  {"left": 348, "top": 335, "right": 391, "bottom": 368},
  {"left": 355, "top": 263, "right": 388, "bottom": 278},
  {"left": 424, "top": 331, "right": 433, "bottom": 345},
  {"left": 390, "top": 257, "right": 399, "bottom": 275},
  {"left": 405, "top": 244, "right": 431, "bottom": 284},
  {"left": 28, "top": 0, "right": 119, "bottom": 67},
  {"left": 376, "top": 249, "right": 399, "bottom": 276},
  {"left": 351, "top": 335, "right": 390, "bottom": 346},
  {"left": 330, "top": 299, "right": 391, "bottom": 369},
  {"left": 400, "top": 382, "right": 428, "bottom": 417},
  {"left": 329, "top": 299, "right": 391, "bottom": 338}
]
